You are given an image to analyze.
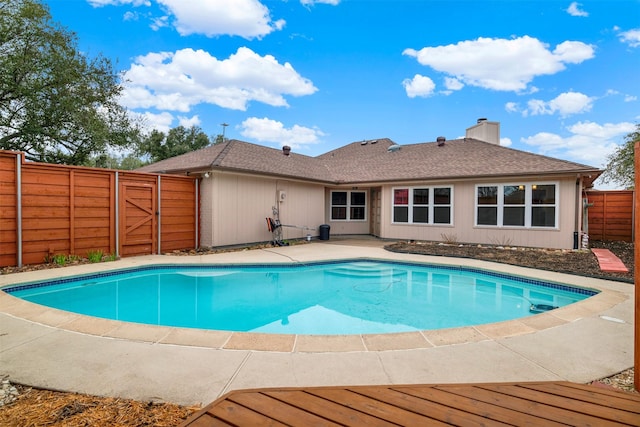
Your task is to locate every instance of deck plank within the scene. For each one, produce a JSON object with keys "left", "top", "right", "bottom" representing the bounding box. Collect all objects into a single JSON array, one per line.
[
  {"left": 181, "top": 381, "right": 640, "bottom": 427},
  {"left": 394, "top": 385, "right": 567, "bottom": 426},
  {"left": 230, "top": 392, "right": 343, "bottom": 426},
  {"left": 355, "top": 386, "right": 513, "bottom": 426},
  {"left": 445, "top": 384, "right": 633, "bottom": 427},
  {"left": 206, "top": 398, "right": 288, "bottom": 426},
  {"left": 264, "top": 390, "right": 396, "bottom": 426},
  {"left": 527, "top": 382, "right": 640, "bottom": 412},
  {"left": 308, "top": 388, "right": 445, "bottom": 426},
  {"left": 480, "top": 383, "right": 640, "bottom": 425}
]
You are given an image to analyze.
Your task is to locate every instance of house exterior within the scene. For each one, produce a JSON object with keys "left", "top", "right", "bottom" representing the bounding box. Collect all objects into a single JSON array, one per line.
[{"left": 138, "top": 120, "right": 601, "bottom": 250}]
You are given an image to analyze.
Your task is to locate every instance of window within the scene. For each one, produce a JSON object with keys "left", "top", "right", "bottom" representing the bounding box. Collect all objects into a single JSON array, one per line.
[
  {"left": 477, "top": 186, "right": 498, "bottom": 226},
  {"left": 532, "top": 184, "right": 556, "bottom": 227},
  {"left": 331, "top": 190, "right": 366, "bottom": 221},
  {"left": 475, "top": 183, "right": 557, "bottom": 228},
  {"left": 393, "top": 186, "right": 453, "bottom": 224}
]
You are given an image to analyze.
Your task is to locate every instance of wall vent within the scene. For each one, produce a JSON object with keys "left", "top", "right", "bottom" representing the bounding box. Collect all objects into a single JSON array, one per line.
[{"left": 387, "top": 144, "right": 401, "bottom": 152}]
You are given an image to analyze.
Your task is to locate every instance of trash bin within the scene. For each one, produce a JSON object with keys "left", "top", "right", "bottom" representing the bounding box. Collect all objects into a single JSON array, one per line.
[{"left": 319, "top": 224, "right": 330, "bottom": 240}]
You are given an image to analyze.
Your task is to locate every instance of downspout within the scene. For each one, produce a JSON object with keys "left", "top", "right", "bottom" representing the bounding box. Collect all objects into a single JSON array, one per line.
[
  {"left": 115, "top": 172, "right": 119, "bottom": 258},
  {"left": 574, "top": 176, "right": 580, "bottom": 249},
  {"left": 16, "top": 154, "right": 22, "bottom": 267},
  {"left": 157, "top": 175, "right": 162, "bottom": 255},
  {"left": 195, "top": 178, "right": 199, "bottom": 249}
]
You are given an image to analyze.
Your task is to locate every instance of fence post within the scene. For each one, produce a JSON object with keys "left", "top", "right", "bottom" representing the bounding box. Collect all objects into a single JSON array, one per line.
[
  {"left": 69, "top": 170, "right": 75, "bottom": 255},
  {"left": 157, "top": 175, "right": 161, "bottom": 255},
  {"left": 195, "top": 178, "right": 199, "bottom": 249},
  {"left": 115, "top": 171, "right": 119, "bottom": 258},
  {"left": 16, "top": 153, "right": 22, "bottom": 267},
  {"left": 634, "top": 140, "right": 639, "bottom": 391}
]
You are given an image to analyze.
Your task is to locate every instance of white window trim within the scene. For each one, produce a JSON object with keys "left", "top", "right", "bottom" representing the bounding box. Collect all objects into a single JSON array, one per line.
[
  {"left": 391, "top": 186, "right": 454, "bottom": 225},
  {"left": 330, "top": 190, "right": 367, "bottom": 221},
  {"left": 474, "top": 182, "right": 559, "bottom": 229}
]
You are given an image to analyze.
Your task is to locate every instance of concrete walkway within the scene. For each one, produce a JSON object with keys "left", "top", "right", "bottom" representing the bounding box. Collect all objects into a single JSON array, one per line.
[{"left": 0, "top": 240, "right": 634, "bottom": 407}]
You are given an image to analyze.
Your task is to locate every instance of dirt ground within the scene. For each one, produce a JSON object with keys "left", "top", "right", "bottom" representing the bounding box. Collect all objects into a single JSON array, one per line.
[
  {"left": 385, "top": 239, "right": 635, "bottom": 283},
  {"left": 0, "top": 240, "right": 636, "bottom": 426}
]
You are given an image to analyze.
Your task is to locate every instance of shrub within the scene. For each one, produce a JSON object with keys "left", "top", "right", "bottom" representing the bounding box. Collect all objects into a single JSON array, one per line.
[{"left": 87, "top": 250, "right": 103, "bottom": 263}]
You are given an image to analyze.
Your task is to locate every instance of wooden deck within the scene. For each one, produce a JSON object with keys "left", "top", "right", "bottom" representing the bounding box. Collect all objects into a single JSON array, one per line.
[{"left": 181, "top": 381, "right": 640, "bottom": 426}]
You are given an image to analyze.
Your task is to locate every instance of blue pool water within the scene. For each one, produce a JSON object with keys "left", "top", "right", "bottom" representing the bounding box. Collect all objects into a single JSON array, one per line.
[{"left": 5, "top": 260, "right": 596, "bottom": 335}]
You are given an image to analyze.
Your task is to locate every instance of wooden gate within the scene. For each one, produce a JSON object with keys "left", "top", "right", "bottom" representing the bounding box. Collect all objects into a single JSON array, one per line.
[
  {"left": 586, "top": 190, "right": 634, "bottom": 242},
  {"left": 119, "top": 180, "right": 157, "bottom": 257}
]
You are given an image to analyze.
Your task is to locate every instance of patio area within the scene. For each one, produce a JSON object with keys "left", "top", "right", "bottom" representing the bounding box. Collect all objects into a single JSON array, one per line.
[{"left": 0, "top": 239, "right": 634, "bottom": 407}]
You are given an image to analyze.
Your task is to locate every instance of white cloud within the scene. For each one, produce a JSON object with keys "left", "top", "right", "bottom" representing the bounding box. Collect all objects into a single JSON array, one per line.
[
  {"left": 444, "top": 77, "right": 464, "bottom": 91},
  {"left": 522, "top": 121, "right": 636, "bottom": 166},
  {"left": 123, "top": 11, "right": 138, "bottom": 21},
  {"left": 625, "top": 94, "right": 638, "bottom": 102},
  {"left": 525, "top": 91, "right": 594, "bottom": 117},
  {"left": 566, "top": 2, "right": 588, "bottom": 17},
  {"left": 88, "top": 0, "right": 150, "bottom": 6},
  {"left": 150, "top": 15, "right": 169, "bottom": 30},
  {"left": 403, "top": 36, "right": 594, "bottom": 92},
  {"left": 156, "top": 0, "right": 284, "bottom": 39},
  {"left": 500, "top": 137, "right": 513, "bottom": 147},
  {"left": 240, "top": 117, "right": 325, "bottom": 149},
  {"left": 133, "top": 111, "right": 175, "bottom": 134},
  {"left": 121, "top": 47, "right": 317, "bottom": 112},
  {"left": 301, "top": 0, "right": 340, "bottom": 5},
  {"left": 619, "top": 28, "right": 640, "bottom": 47},
  {"left": 505, "top": 102, "right": 519, "bottom": 113},
  {"left": 402, "top": 74, "right": 436, "bottom": 98},
  {"left": 177, "top": 115, "right": 201, "bottom": 128}
]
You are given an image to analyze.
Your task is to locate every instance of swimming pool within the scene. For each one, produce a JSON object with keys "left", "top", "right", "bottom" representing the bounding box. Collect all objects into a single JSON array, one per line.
[{"left": 5, "top": 260, "right": 597, "bottom": 335}]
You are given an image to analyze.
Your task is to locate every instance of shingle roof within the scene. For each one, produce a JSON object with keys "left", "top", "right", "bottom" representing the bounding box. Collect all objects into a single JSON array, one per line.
[
  {"left": 138, "top": 137, "right": 601, "bottom": 184},
  {"left": 136, "top": 139, "right": 331, "bottom": 182}
]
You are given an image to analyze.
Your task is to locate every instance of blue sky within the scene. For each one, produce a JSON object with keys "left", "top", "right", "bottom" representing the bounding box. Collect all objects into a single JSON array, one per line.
[{"left": 48, "top": 0, "right": 639, "bottom": 187}]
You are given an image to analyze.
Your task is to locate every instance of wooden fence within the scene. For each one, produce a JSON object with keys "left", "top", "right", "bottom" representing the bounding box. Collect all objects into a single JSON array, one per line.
[
  {"left": 585, "top": 190, "right": 634, "bottom": 242},
  {"left": 0, "top": 150, "right": 198, "bottom": 267}
]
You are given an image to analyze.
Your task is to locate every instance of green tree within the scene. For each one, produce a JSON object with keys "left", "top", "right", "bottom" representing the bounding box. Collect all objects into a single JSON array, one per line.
[
  {"left": 89, "top": 153, "right": 146, "bottom": 170},
  {"left": 138, "top": 126, "right": 212, "bottom": 163},
  {"left": 0, "top": 0, "right": 140, "bottom": 165},
  {"left": 599, "top": 123, "right": 639, "bottom": 189}
]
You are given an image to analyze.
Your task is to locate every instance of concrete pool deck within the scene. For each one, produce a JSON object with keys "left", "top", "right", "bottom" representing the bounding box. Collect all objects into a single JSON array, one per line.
[{"left": 0, "top": 239, "right": 634, "bottom": 407}]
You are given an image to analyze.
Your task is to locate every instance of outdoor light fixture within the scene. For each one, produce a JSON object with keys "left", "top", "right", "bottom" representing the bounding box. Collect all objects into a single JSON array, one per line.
[{"left": 203, "top": 172, "right": 210, "bottom": 178}]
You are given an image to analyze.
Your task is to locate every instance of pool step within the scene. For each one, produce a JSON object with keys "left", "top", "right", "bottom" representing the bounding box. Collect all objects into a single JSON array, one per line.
[{"left": 325, "top": 264, "right": 405, "bottom": 279}]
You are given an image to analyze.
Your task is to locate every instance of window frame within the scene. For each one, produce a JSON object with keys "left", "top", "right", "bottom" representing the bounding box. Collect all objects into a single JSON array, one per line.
[
  {"left": 392, "top": 186, "right": 454, "bottom": 225},
  {"left": 474, "top": 182, "right": 558, "bottom": 229},
  {"left": 330, "top": 190, "right": 367, "bottom": 221}
]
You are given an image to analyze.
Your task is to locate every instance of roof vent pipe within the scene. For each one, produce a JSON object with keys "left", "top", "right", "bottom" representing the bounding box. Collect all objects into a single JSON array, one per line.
[
  {"left": 282, "top": 145, "right": 291, "bottom": 156},
  {"left": 437, "top": 136, "right": 446, "bottom": 146},
  {"left": 477, "top": 117, "right": 487, "bottom": 123}
]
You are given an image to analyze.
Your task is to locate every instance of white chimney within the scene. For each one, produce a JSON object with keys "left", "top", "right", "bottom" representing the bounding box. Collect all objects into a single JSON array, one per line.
[{"left": 465, "top": 118, "right": 500, "bottom": 145}]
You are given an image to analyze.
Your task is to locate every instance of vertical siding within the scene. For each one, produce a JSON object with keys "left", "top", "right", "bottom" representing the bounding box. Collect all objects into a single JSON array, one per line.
[
  {"left": 208, "top": 172, "right": 325, "bottom": 247},
  {"left": 325, "top": 187, "right": 372, "bottom": 235},
  {"left": 379, "top": 178, "right": 579, "bottom": 249},
  {"left": 211, "top": 173, "right": 275, "bottom": 247},
  {"left": 277, "top": 181, "right": 324, "bottom": 240}
]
